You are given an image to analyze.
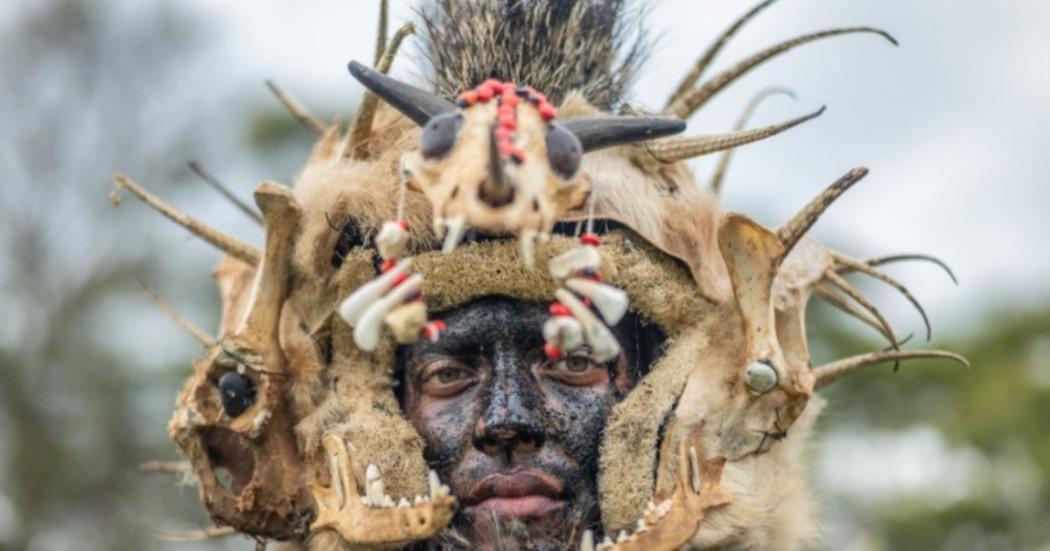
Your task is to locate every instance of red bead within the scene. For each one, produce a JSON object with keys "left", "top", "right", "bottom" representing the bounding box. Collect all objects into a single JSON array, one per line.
[
  {"left": 544, "top": 342, "right": 563, "bottom": 360},
  {"left": 458, "top": 90, "right": 477, "bottom": 105},
  {"left": 495, "top": 127, "right": 514, "bottom": 141},
  {"left": 550, "top": 303, "right": 571, "bottom": 317},
  {"left": 498, "top": 140, "right": 516, "bottom": 158},
  {"left": 380, "top": 259, "right": 397, "bottom": 272},
  {"left": 498, "top": 105, "right": 515, "bottom": 117},
  {"left": 477, "top": 86, "right": 494, "bottom": 102},
  {"left": 581, "top": 297, "right": 592, "bottom": 307},
  {"left": 481, "top": 78, "right": 502, "bottom": 90},
  {"left": 580, "top": 233, "right": 601, "bottom": 246},
  {"left": 392, "top": 272, "right": 408, "bottom": 287},
  {"left": 500, "top": 82, "right": 516, "bottom": 94},
  {"left": 397, "top": 219, "right": 410, "bottom": 230},
  {"left": 501, "top": 94, "right": 519, "bottom": 108},
  {"left": 499, "top": 115, "right": 516, "bottom": 129},
  {"left": 538, "top": 103, "right": 558, "bottom": 121}
]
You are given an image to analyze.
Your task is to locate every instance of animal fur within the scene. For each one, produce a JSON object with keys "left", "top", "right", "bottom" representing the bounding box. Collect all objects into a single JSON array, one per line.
[{"left": 418, "top": 0, "right": 648, "bottom": 109}]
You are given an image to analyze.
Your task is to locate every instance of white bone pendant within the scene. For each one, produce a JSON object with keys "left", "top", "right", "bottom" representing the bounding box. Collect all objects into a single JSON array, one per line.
[
  {"left": 442, "top": 215, "right": 467, "bottom": 253},
  {"left": 549, "top": 245, "right": 600, "bottom": 280},
  {"left": 565, "top": 277, "right": 628, "bottom": 325},
  {"left": 338, "top": 259, "right": 412, "bottom": 326},
  {"left": 354, "top": 274, "right": 423, "bottom": 351},
  {"left": 542, "top": 315, "right": 584, "bottom": 351},
  {"left": 555, "top": 289, "right": 620, "bottom": 363}
]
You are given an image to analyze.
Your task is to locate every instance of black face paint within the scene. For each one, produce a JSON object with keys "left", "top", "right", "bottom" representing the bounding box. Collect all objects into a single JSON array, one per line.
[{"left": 397, "top": 296, "right": 664, "bottom": 549}]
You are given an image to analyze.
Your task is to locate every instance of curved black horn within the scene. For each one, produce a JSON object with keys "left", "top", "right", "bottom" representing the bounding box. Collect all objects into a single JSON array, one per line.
[
  {"left": 347, "top": 60, "right": 456, "bottom": 126},
  {"left": 562, "top": 116, "right": 687, "bottom": 152}
]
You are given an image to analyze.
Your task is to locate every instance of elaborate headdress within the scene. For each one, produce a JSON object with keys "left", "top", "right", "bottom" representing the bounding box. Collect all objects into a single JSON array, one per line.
[{"left": 117, "top": 1, "right": 965, "bottom": 548}]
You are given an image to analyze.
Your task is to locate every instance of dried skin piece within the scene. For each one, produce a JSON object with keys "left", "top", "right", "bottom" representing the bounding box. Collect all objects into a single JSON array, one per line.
[{"left": 310, "top": 434, "right": 455, "bottom": 545}]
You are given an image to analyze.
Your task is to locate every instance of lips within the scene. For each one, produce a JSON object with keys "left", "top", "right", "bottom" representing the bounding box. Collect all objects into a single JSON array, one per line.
[{"left": 464, "top": 470, "right": 566, "bottom": 520}]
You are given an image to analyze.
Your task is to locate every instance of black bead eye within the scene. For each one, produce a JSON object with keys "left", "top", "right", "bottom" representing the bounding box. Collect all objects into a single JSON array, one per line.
[
  {"left": 218, "top": 371, "right": 256, "bottom": 418},
  {"left": 420, "top": 112, "right": 463, "bottom": 160},
  {"left": 546, "top": 122, "right": 583, "bottom": 180}
]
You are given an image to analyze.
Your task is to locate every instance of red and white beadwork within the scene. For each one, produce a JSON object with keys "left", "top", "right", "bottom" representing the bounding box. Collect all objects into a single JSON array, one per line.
[{"left": 456, "top": 78, "right": 559, "bottom": 166}]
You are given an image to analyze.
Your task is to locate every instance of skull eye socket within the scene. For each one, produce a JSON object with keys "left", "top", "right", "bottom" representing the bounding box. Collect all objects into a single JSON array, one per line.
[
  {"left": 217, "top": 371, "right": 256, "bottom": 418},
  {"left": 546, "top": 122, "right": 582, "bottom": 180},
  {"left": 420, "top": 112, "right": 463, "bottom": 160}
]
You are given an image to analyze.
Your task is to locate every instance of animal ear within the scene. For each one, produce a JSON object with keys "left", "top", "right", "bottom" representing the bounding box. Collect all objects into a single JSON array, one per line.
[
  {"left": 562, "top": 116, "right": 686, "bottom": 152},
  {"left": 717, "top": 213, "right": 784, "bottom": 358},
  {"left": 348, "top": 60, "right": 456, "bottom": 126}
]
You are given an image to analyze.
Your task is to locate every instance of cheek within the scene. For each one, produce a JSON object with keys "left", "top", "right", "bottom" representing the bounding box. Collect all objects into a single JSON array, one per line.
[
  {"left": 541, "top": 383, "right": 617, "bottom": 463},
  {"left": 408, "top": 390, "right": 477, "bottom": 467}
]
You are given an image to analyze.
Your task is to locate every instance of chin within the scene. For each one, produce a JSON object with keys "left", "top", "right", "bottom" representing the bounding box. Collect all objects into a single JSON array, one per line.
[{"left": 458, "top": 497, "right": 594, "bottom": 551}]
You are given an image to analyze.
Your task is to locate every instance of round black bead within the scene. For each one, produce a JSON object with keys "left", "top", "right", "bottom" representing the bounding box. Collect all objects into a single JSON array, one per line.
[
  {"left": 516, "top": 86, "right": 529, "bottom": 97},
  {"left": 455, "top": 98, "right": 469, "bottom": 108},
  {"left": 218, "top": 371, "right": 255, "bottom": 418}
]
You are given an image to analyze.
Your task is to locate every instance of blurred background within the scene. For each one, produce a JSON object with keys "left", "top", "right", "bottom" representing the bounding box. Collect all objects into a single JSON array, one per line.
[{"left": 0, "top": 0, "right": 1046, "bottom": 549}]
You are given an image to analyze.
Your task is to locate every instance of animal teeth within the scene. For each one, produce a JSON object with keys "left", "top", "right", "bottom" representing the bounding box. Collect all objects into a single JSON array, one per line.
[
  {"left": 554, "top": 289, "right": 620, "bottom": 363},
  {"left": 428, "top": 470, "right": 443, "bottom": 498},
  {"left": 442, "top": 216, "right": 466, "bottom": 253},
  {"left": 542, "top": 315, "right": 584, "bottom": 351},
  {"left": 645, "top": 500, "right": 656, "bottom": 513},
  {"left": 398, "top": 497, "right": 411, "bottom": 508},
  {"left": 330, "top": 455, "right": 345, "bottom": 510},
  {"left": 579, "top": 530, "right": 595, "bottom": 551},
  {"left": 338, "top": 259, "right": 412, "bottom": 326},
  {"left": 617, "top": 530, "right": 629, "bottom": 543},
  {"left": 549, "top": 245, "right": 600, "bottom": 280},
  {"left": 353, "top": 274, "right": 424, "bottom": 351},
  {"left": 600, "top": 536, "right": 614, "bottom": 549},
  {"left": 689, "top": 445, "right": 701, "bottom": 493},
  {"left": 635, "top": 518, "right": 649, "bottom": 533},
  {"left": 414, "top": 494, "right": 426, "bottom": 505},
  {"left": 365, "top": 464, "right": 384, "bottom": 506},
  {"left": 565, "top": 278, "right": 629, "bottom": 325},
  {"left": 382, "top": 495, "right": 395, "bottom": 508},
  {"left": 520, "top": 229, "right": 537, "bottom": 268}
]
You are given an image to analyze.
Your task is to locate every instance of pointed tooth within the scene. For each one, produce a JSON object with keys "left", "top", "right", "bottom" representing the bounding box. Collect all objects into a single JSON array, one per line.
[
  {"left": 442, "top": 216, "right": 466, "bottom": 253},
  {"left": 565, "top": 278, "right": 629, "bottom": 325},
  {"left": 617, "top": 530, "right": 629, "bottom": 543},
  {"left": 689, "top": 445, "right": 702, "bottom": 494},
  {"left": 338, "top": 259, "right": 413, "bottom": 326},
  {"left": 520, "top": 229, "right": 537, "bottom": 268},
  {"left": 543, "top": 315, "right": 584, "bottom": 351},
  {"left": 554, "top": 289, "right": 620, "bottom": 363},
  {"left": 353, "top": 274, "right": 423, "bottom": 351},
  {"left": 433, "top": 217, "right": 447, "bottom": 239},
  {"left": 365, "top": 464, "right": 384, "bottom": 506},
  {"left": 549, "top": 245, "right": 600, "bottom": 279},
  {"left": 580, "top": 530, "right": 595, "bottom": 551},
  {"left": 601, "top": 536, "right": 614, "bottom": 549},
  {"left": 636, "top": 518, "right": 649, "bottom": 533},
  {"left": 645, "top": 500, "right": 656, "bottom": 513},
  {"left": 398, "top": 497, "right": 411, "bottom": 508},
  {"left": 414, "top": 494, "right": 425, "bottom": 505},
  {"left": 382, "top": 495, "right": 395, "bottom": 508},
  {"left": 330, "top": 455, "right": 345, "bottom": 510},
  {"left": 428, "top": 470, "right": 442, "bottom": 498}
]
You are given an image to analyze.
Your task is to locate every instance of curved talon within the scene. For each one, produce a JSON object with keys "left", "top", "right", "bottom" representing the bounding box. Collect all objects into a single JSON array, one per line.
[{"left": 311, "top": 434, "right": 456, "bottom": 544}]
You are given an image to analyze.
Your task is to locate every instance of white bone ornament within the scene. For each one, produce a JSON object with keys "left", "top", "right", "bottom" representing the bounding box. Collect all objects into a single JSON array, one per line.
[
  {"left": 338, "top": 259, "right": 413, "bottom": 326},
  {"left": 549, "top": 245, "right": 600, "bottom": 280},
  {"left": 542, "top": 315, "right": 585, "bottom": 351},
  {"left": 565, "top": 277, "right": 628, "bottom": 324},
  {"left": 555, "top": 289, "right": 620, "bottom": 363},
  {"left": 375, "top": 221, "right": 410, "bottom": 260},
  {"left": 354, "top": 274, "right": 423, "bottom": 351}
]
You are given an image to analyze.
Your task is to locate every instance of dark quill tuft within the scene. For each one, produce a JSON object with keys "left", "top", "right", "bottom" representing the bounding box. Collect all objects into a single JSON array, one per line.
[{"left": 417, "top": 0, "right": 649, "bottom": 109}]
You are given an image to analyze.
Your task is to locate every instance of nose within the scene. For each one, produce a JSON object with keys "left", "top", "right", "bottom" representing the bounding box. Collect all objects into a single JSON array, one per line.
[{"left": 472, "top": 353, "right": 546, "bottom": 457}]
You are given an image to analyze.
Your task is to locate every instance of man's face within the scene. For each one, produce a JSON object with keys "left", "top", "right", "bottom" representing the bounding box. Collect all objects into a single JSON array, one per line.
[{"left": 398, "top": 296, "right": 658, "bottom": 550}]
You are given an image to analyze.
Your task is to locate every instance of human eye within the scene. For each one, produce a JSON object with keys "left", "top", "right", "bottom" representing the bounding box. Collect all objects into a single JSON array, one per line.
[
  {"left": 421, "top": 360, "right": 478, "bottom": 397},
  {"left": 541, "top": 350, "right": 609, "bottom": 386}
]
